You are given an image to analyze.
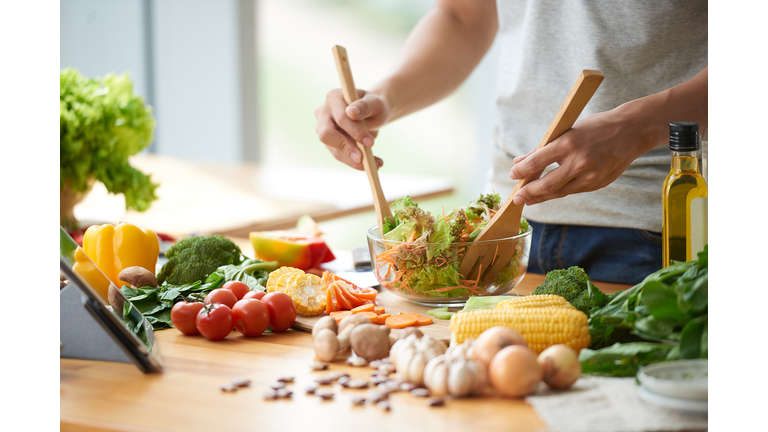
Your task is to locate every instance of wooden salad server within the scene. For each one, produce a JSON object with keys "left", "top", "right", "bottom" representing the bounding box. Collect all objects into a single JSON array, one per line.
[
  {"left": 332, "top": 45, "right": 393, "bottom": 236},
  {"left": 458, "top": 70, "right": 604, "bottom": 284}
]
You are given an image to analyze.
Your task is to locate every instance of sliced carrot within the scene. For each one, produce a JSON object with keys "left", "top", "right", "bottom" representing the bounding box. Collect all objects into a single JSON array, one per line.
[
  {"left": 334, "top": 283, "right": 353, "bottom": 310},
  {"left": 351, "top": 303, "right": 375, "bottom": 313},
  {"left": 326, "top": 282, "right": 335, "bottom": 314},
  {"left": 375, "top": 313, "right": 391, "bottom": 325},
  {"left": 385, "top": 314, "right": 418, "bottom": 329},
  {"left": 330, "top": 311, "right": 352, "bottom": 323},
  {"left": 373, "top": 306, "right": 386, "bottom": 315},
  {"left": 414, "top": 316, "right": 433, "bottom": 326},
  {"left": 400, "top": 312, "right": 423, "bottom": 319},
  {"left": 355, "top": 311, "right": 379, "bottom": 321}
]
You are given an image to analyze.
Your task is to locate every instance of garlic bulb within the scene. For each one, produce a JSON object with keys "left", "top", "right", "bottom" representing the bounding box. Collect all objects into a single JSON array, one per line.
[
  {"left": 390, "top": 334, "right": 447, "bottom": 386},
  {"left": 424, "top": 347, "right": 487, "bottom": 398}
]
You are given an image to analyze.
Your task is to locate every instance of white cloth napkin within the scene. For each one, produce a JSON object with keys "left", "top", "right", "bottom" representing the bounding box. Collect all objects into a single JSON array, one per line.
[{"left": 526, "top": 376, "right": 708, "bottom": 432}]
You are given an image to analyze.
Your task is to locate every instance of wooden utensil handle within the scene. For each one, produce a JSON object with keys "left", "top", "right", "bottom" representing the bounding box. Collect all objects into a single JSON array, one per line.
[{"left": 332, "top": 45, "right": 393, "bottom": 233}]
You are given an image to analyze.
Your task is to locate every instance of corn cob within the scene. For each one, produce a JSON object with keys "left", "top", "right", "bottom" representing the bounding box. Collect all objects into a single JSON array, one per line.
[
  {"left": 449, "top": 295, "right": 590, "bottom": 353},
  {"left": 283, "top": 272, "right": 327, "bottom": 317}
]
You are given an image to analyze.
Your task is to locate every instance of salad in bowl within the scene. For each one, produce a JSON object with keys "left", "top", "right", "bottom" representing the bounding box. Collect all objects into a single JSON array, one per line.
[{"left": 366, "top": 194, "right": 532, "bottom": 306}]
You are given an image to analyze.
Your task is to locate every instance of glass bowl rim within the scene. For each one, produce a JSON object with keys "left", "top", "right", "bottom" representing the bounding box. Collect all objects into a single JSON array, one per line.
[{"left": 365, "top": 223, "right": 533, "bottom": 246}]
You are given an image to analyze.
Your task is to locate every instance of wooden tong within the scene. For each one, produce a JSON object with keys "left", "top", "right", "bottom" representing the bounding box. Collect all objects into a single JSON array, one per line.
[
  {"left": 332, "top": 45, "right": 393, "bottom": 236},
  {"left": 458, "top": 70, "right": 604, "bottom": 284}
]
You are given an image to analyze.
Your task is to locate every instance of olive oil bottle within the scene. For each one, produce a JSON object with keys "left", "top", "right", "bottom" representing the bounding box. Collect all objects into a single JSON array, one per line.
[{"left": 662, "top": 122, "right": 708, "bottom": 267}]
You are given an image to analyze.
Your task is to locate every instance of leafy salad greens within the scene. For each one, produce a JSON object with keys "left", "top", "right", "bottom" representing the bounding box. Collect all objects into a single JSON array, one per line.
[{"left": 375, "top": 194, "right": 529, "bottom": 298}]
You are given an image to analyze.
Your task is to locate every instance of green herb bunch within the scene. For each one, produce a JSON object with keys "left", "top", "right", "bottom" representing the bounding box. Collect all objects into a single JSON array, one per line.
[{"left": 60, "top": 68, "right": 158, "bottom": 217}]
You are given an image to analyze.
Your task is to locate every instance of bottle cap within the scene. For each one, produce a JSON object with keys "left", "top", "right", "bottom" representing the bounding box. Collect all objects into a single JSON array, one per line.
[{"left": 669, "top": 121, "right": 699, "bottom": 151}]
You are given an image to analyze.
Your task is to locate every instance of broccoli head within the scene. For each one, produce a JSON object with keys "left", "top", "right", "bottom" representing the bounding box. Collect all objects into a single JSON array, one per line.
[
  {"left": 157, "top": 234, "right": 243, "bottom": 285},
  {"left": 531, "top": 266, "right": 607, "bottom": 314}
]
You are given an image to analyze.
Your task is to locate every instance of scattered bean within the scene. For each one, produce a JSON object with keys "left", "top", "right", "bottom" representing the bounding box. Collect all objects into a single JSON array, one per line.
[
  {"left": 270, "top": 382, "right": 285, "bottom": 390},
  {"left": 427, "top": 397, "right": 446, "bottom": 407},
  {"left": 346, "top": 379, "right": 369, "bottom": 389},
  {"left": 399, "top": 382, "right": 417, "bottom": 392},
  {"left": 378, "top": 364, "right": 396, "bottom": 375},
  {"left": 231, "top": 377, "right": 251, "bottom": 387},
  {"left": 370, "top": 375, "right": 389, "bottom": 385},
  {"left": 262, "top": 390, "right": 278, "bottom": 400},
  {"left": 220, "top": 383, "right": 238, "bottom": 392},
  {"left": 346, "top": 356, "right": 368, "bottom": 367},
  {"left": 367, "top": 390, "right": 387, "bottom": 403},
  {"left": 377, "top": 381, "right": 401, "bottom": 394},
  {"left": 350, "top": 395, "right": 367, "bottom": 406},
  {"left": 327, "top": 371, "right": 349, "bottom": 381},
  {"left": 314, "top": 376, "right": 334, "bottom": 385},
  {"left": 276, "top": 376, "right": 295, "bottom": 383},
  {"left": 368, "top": 359, "right": 383, "bottom": 369},
  {"left": 310, "top": 362, "right": 329, "bottom": 371},
  {"left": 380, "top": 357, "right": 391, "bottom": 364},
  {"left": 377, "top": 401, "right": 391, "bottom": 412},
  {"left": 410, "top": 388, "right": 431, "bottom": 398},
  {"left": 305, "top": 384, "right": 319, "bottom": 394},
  {"left": 316, "top": 389, "right": 334, "bottom": 400},
  {"left": 370, "top": 370, "right": 386, "bottom": 377},
  {"left": 338, "top": 376, "right": 351, "bottom": 387},
  {"left": 276, "top": 388, "right": 293, "bottom": 398}
]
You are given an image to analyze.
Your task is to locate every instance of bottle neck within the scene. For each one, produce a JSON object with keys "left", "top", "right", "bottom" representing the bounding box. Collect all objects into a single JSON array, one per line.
[{"left": 670, "top": 150, "right": 700, "bottom": 173}]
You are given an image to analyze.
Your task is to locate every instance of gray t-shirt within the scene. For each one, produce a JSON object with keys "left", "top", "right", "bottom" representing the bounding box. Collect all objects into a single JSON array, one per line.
[{"left": 488, "top": 0, "right": 707, "bottom": 232}]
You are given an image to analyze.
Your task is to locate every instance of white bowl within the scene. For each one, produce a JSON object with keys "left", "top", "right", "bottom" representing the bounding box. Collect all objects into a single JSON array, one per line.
[
  {"left": 637, "top": 359, "right": 708, "bottom": 401},
  {"left": 637, "top": 387, "right": 708, "bottom": 414}
]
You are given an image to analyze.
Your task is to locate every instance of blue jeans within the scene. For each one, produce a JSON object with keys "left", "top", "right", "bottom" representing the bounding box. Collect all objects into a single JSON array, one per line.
[{"left": 526, "top": 220, "right": 663, "bottom": 286}]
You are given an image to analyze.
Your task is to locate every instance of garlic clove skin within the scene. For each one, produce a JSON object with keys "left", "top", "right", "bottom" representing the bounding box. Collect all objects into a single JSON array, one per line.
[
  {"left": 408, "top": 352, "right": 427, "bottom": 386},
  {"left": 427, "top": 360, "right": 450, "bottom": 396},
  {"left": 448, "top": 361, "right": 474, "bottom": 397}
]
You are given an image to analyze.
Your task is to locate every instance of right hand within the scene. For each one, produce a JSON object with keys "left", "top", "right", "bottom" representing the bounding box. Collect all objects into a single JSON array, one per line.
[{"left": 314, "top": 88, "right": 389, "bottom": 170}]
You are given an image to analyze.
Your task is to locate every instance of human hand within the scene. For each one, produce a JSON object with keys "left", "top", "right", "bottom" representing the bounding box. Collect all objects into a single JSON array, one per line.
[
  {"left": 509, "top": 108, "right": 652, "bottom": 205},
  {"left": 314, "top": 88, "right": 389, "bottom": 170}
]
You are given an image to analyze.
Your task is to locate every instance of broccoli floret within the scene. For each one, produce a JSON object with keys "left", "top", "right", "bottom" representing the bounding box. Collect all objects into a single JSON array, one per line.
[
  {"left": 531, "top": 266, "right": 607, "bottom": 314},
  {"left": 157, "top": 234, "right": 243, "bottom": 285}
]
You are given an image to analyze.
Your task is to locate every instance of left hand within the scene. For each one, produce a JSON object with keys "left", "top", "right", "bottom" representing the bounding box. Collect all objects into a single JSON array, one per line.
[{"left": 510, "top": 107, "right": 652, "bottom": 205}]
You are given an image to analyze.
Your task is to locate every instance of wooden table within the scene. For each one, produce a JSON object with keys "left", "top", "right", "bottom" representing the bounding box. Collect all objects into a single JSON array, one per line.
[
  {"left": 73, "top": 154, "right": 454, "bottom": 238},
  {"left": 60, "top": 272, "right": 632, "bottom": 432}
]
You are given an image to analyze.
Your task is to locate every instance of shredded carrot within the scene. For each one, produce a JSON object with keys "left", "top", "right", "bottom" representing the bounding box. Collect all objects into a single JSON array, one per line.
[{"left": 491, "top": 244, "right": 499, "bottom": 266}]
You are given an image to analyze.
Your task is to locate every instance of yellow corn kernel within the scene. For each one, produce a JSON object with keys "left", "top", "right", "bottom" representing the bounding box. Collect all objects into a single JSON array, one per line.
[{"left": 495, "top": 294, "right": 574, "bottom": 310}]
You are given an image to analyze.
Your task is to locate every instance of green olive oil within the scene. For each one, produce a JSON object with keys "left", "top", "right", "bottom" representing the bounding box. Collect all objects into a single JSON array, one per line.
[{"left": 662, "top": 122, "right": 708, "bottom": 267}]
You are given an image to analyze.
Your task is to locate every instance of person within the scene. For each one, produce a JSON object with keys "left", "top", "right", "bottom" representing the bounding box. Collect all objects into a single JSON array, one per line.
[{"left": 314, "top": 0, "right": 707, "bottom": 285}]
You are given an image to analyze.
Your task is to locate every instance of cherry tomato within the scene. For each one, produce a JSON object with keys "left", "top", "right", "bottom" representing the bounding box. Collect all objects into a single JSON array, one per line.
[
  {"left": 232, "top": 299, "right": 270, "bottom": 337},
  {"left": 261, "top": 292, "right": 297, "bottom": 332},
  {"left": 170, "top": 301, "right": 205, "bottom": 335},
  {"left": 205, "top": 288, "right": 237, "bottom": 309},
  {"left": 196, "top": 303, "right": 233, "bottom": 341},
  {"left": 243, "top": 290, "right": 266, "bottom": 301},
  {"left": 222, "top": 281, "right": 250, "bottom": 300}
]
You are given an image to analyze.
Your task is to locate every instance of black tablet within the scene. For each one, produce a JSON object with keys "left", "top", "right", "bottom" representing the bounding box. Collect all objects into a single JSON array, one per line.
[{"left": 60, "top": 226, "right": 164, "bottom": 373}]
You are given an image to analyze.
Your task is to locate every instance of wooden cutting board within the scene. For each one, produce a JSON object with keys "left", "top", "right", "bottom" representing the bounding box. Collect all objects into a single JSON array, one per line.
[{"left": 292, "top": 290, "right": 463, "bottom": 343}]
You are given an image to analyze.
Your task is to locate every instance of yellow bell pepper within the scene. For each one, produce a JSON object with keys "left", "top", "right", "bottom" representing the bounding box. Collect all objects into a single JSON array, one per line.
[
  {"left": 83, "top": 222, "right": 160, "bottom": 289},
  {"left": 72, "top": 246, "right": 112, "bottom": 303}
]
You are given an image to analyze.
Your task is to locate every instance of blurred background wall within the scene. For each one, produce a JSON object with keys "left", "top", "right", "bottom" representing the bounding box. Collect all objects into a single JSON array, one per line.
[{"left": 60, "top": 0, "right": 500, "bottom": 247}]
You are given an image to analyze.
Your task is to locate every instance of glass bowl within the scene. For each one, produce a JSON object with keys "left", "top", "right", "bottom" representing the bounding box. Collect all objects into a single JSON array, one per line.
[{"left": 366, "top": 224, "right": 532, "bottom": 306}]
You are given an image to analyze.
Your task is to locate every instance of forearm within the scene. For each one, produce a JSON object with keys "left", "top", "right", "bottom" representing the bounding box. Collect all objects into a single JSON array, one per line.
[
  {"left": 616, "top": 66, "right": 708, "bottom": 155},
  {"left": 371, "top": 0, "right": 497, "bottom": 123}
]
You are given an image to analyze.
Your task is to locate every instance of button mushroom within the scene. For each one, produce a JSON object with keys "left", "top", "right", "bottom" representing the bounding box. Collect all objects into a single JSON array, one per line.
[
  {"left": 350, "top": 324, "right": 391, "bottom": 362},
  {"left": 118, "top": 266, "right": 158, "bottom": 289}
]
